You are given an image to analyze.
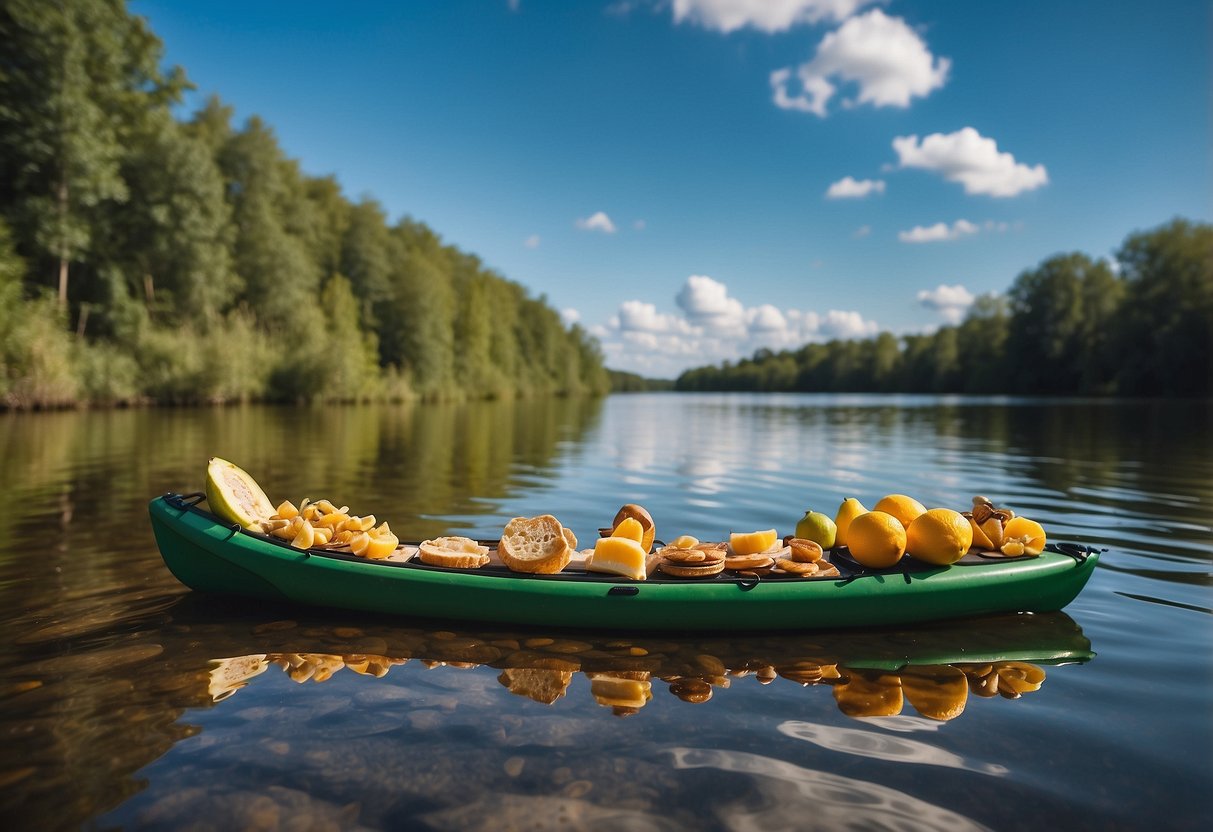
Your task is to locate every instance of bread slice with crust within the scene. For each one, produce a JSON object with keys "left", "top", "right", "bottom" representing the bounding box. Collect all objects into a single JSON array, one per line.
[
  {"left": 498, "top": 514, "right": 571, "bottom": 574},
  {"left": 418, "top": 536, "right": 490, "bottom": 569}
]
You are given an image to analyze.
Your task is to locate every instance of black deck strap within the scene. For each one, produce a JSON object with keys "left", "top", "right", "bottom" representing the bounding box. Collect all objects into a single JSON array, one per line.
[
  {"left": 607, "top": 585, "right": 639, "bottom": 596},
  {"left": 736, "top": 573, "right": 761, "bottom": 591},
  {"left": 163, "top": 492, "right": 206, "bottom": 510},
  {"left": 225, "top": 523, "right": 242, "bottom": 540},
  {"left": 831, "top": 546, "right": 931, "bottom": 584},
  {"left": 1046, "top": 542, "right": 1099, "bottom": 563}
]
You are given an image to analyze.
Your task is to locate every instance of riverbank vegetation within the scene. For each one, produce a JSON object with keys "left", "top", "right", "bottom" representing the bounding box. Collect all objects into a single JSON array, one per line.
[
  {"left": 677, "top": 218, "right": 1212, "bottom": 397},
  {"left": 0, "top": 1, "right": 609, "bottom": 409}
]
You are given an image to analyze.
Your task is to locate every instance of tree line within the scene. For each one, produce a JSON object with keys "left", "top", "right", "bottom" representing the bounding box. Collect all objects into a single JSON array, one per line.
[
  {"left": 676, "top": 218, "right": 1212, "bottom": 397},
  {"left": 0, "top": 0, "right": 609, "bottom": 409}
]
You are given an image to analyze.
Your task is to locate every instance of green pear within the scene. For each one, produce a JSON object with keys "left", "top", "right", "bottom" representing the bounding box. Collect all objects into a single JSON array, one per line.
[
  {"left": 795, "top": 509, "right": 837, "bottom": 550},
  {"left": 834, "top": 497, "right": 867, "bottom": 547}
]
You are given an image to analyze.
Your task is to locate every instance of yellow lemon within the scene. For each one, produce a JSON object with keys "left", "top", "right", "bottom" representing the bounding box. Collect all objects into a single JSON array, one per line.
[
  {"left": 873, "top": 494, "right": 928, "bottom": 529},
  {"left": 906, "top": 508, "right": 974, "bottom": 565},
  {"left": 1001, "top": 517, "right": 1046, "bottom": 556},
  {"left": 846, "top": 511, "right": 907, "bottom": 568},
  {"left": 670, "top": 535, "right": 699, "bottom": 549},
  {"left": 834, "top": 498, "right": 867, "bottom": 547},
  {"left": 729, "top": 528, "right": 778, "bottom": 555}
]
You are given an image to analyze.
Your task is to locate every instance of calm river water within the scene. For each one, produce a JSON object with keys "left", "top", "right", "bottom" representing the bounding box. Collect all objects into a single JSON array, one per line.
[{"left": 0, "top": 394, "right": 1209, "bottom": 831}]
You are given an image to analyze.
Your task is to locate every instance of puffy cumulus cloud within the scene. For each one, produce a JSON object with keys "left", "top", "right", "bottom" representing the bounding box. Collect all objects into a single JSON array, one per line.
[
  {"left": 524, "top": 234, "right": 540, "bottom": 249},
  {"left": 826, "top": 176, "right": 886, "bottom": 199},
  {"left": 598, "top": 275, "right": 881, "bottom": 377},
  {"left": 771, "top": 10, "right": 949, "bottom": 116},
  {"left": 672, "top": 0, "right": 876, "bottom": 33},
  {"left": 817, "top": 309, "right": 881, "bottom": 339},
  {"left": 575, "top": 211, "right": 617, "bottom": 233},
  {"left": 675, "top": 274, "right": 747, "bottom": 334},
  {"left": 917, "top": 284, "right": 975, "bottom": 324},
  {"left": 617, "top": 300, "right": 696, "bottom": 335},
  {"left": 893, "top": 127, "right": 1049, "bottom": 197},
  {"left": 852, "top": 224, "right": 872, "bottom": 239},
  {"left": 898, "top": 219, "right": 980, "bottom": 243},
  {"left": 560, "top": 307, "right": 581, "bottom": 326}
]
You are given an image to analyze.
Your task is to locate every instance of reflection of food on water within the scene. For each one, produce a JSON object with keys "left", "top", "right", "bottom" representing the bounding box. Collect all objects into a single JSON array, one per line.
[
  {"left": 207, "top": 655, "right": 269, "bottom": 701},
  {"left": 775, "top": 660, "right": 841, "bottom": 686},
  {"left": 587, "top": 671, "right": 653, "bottom": 716},
  {"left": 833, "top": 670, "right": 905, "bottom": 718},
  {"left": 498, "top": 668, "right": 573, "bottom": 704},
  {"left": 959, "top": 661, "right": 1045, "bottom": 699},
  {"left": 901, "top": 665, "right": 969, "bottom": 721},
  {"left": 187, "top": 608, "right": 1086, "bottom": 724},
  {"left": 206, "top": 647, "right": 1053, "bottom": 723},
  {"left": 209, "top": 653, "right": 406, "bottom": 696}
]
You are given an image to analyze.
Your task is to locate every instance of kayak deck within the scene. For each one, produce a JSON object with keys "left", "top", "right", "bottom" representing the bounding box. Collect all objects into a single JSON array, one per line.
[{"left": 150, "top": 493, "right": 1100, "bottom": 632}]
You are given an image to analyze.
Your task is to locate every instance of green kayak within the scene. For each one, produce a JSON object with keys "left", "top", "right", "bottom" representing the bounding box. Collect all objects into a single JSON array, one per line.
[{"left": 149, "top": 493, "right": 1100, "bottom": 632}]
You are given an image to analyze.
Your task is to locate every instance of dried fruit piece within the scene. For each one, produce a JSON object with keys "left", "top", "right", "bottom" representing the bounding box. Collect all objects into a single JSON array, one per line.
[
  {"left": 1002, "top": 516, "right": 1046, "bottom": 556},
  {"left": 364, "top": 532, "right": 399, "bottom": 560},
  {"left": 788, "top": 538, "right": 823, "bottom": 563},
  {"left": 729, "top": 529, "right": 778, "bottom": 555},
  {"left": 611, "top": 505, "right": 656, "bottom": 553},
  {"left": 290, "top": 519, "right": 315, "bottom": 550},
  {"left": 612, "top": 517, "right": 645, "bottom": 544}
]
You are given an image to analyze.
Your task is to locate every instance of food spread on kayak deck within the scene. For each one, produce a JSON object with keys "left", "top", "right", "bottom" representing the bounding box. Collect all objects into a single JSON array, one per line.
[
  {"left": 201, "top": 456, "right": 1053, "bottom": 580},
  {"left": 152, "top": 457, "right": 1097, "bottom": 629}
]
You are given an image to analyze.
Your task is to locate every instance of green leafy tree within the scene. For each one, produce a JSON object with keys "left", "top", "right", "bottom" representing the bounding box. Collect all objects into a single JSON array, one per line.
[
  {"left": 0, "top": 0, "right": 185, "bottom": 309},
  {"left": 1006, "top": 253, "right": 1119, "bottom": 393},
  {"left": 956, "top": 294, "right": 1009, "bottom": 392},
  {"left": 1114, "top": 219, "right": 1213, "bottom": 395},
  {"left": 218, "top": 116, "right": 322, "bottom": 330}
]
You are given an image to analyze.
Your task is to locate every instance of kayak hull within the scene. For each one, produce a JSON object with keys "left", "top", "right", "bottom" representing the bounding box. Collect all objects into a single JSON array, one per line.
[{"left": 150, "top": 495, "right": 1099, "bottom": 632}]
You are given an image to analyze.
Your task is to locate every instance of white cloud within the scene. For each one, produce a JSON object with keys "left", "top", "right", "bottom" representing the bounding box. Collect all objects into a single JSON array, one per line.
[
  {"left": 575, "top": 211, "right": 617, "bottom": 233},
  {"left": 617, "top": 300, "right": 696, "bottom": 335},
  {"left": 524, "top": 234, "right": 540, "bottom": 249},
  {"left": 826, "top": 176, "right": 886, "bottom": 199},
  {"left": 917, "top": 284, "right": 975, "bottom": 324},
  {"left": 560, "top": 307, "right": 581, "bottom": 326},
  {"left": 598, "top": 275, "right": 881, "bottom": 376},
  {"left": 893, "top": 127, "right": 1049, "bottom": 197},
  {"left": 852, "top": 224, "right": 872, "bottom": 239},
  {"left": 771, "top": 10, "right": 949, "bottom": 116},
  {"left": 898, "top": 219, "right": 979, "bottom": 243},
  {"left": 672, "top": 0, "right": 876, "bottom": 33},
  {"left": 633, "top": 219, "right": 646, "bottom": 231}
]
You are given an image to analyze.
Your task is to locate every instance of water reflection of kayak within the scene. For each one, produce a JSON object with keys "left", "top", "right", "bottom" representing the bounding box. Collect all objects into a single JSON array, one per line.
[
  {"left": 170, "top": 598, "right": 1092, "bottom": 720},
  {"left": 150, "top": 493, "right": 1099, "bottom": 632}
]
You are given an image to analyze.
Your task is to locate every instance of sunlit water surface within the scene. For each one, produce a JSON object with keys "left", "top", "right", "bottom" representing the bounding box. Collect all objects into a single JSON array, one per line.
[{"left": 0, "top": 394, "right": 1209, "bottom": 831}]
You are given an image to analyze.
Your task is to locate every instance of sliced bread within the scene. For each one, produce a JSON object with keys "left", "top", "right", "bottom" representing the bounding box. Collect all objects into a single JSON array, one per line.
[
  {"left": 498, "top": 514, "right": 571, "bottom": 574},
  {"left": 418, "top": 536, "right": 490, "bottom": 569}
]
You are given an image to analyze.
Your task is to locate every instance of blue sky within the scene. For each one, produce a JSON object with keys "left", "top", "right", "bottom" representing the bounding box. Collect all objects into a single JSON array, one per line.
[{"left": 137, "top": 0, "right": 1210, "bottom": 377}]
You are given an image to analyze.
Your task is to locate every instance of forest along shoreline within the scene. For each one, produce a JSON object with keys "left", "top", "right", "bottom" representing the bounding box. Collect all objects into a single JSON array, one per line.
[{"left": 1, "top": 5, "right": 1209, "bottom": 411}]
